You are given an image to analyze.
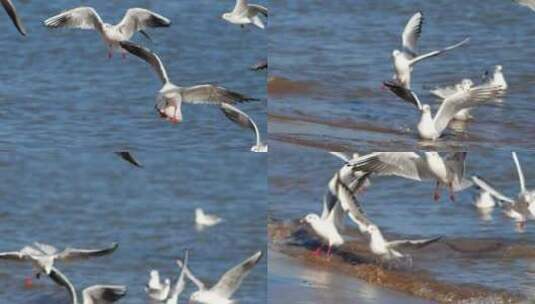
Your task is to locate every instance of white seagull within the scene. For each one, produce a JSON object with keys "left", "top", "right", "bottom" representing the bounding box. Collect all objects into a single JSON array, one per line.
[
  {"left": 1, "top": 0, "right": 26, "bottom": 36},
  {"left": 484, "top": 65, "right": 508, "bottom": 92},
  {"left": 222, "top": 0, "right": 268, "bottom": 29},
  {"left": 0, "top": 242, "right": 118, "bottom": 278},
  {"left": 43, "top": 7, "right": 171, "bottom": 58},
  {"left": 145, "top": 270, "right": 171, "bottom": 301},
  {"left": 220, "top": 103, "right": 267, "bottom": 152},
  {"left": 179, "top": 251, "right": 263, "bottom": 304},
  {"left": 388, "top": 81, "right": 502, "bottom": 140},
  {"left": 430, "top": 78, "right": 475, "bottom": 120},
  {"left": 119, "top": 41, "right": 257, "bottom": 124},
  {"left": 349, "top": 152, "right": 472, "bottom": 202},
  {"left": 47, "top": 266, "right": 127, "bottom": 304},
  {"left": 195, "top": 208, "right": 223, "bottom": 228},
  {"left": 391, "top": 11, "right": 470, "bottom": 89}
]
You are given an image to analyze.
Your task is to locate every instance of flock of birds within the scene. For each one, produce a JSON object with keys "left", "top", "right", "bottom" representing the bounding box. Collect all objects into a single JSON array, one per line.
[
  {"left": 1, "top": 0, "right": 268, "bottom": 152},
  {"left": 382, "top": 10, "right": 514, "bottom": 141},
  {"left": 301, "top": 151, "right": 534, "bottom": 265}
]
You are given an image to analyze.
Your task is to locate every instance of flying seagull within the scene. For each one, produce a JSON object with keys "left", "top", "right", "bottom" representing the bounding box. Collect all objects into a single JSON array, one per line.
[
  {"left": 114, "top": 151, "right": 143, "bottom": 168},
  {"left": 387, "top": 81, "right": 502, "bottom": 140},
  {"left": 119, "top": 41, "right": 258, "bottom": 124},
  {"left": 1, "top": 0, "right": 26, "bottom": 36},
  {"left": 220, "top": 103, "right": 267, "bottom": 152},
  {"left": 222, "top": 0, "right": 268, "bottom": 29},
  {"left": 250, "top": 59, "right": 267, "bottom": 71},
  {"left": 44, "top": 7, "right": 171, "bottom": 58},
  {"left": 47, "top": 266, "right": 127, "bottom": 304},
  {"left": 391, "top": 11, "right": 470, "bottom": 89},
  {"left": 349, "top": 152, "right": 472, "bottom": 202},
  {"left": 178, "top": 251, "right": 263, "bottom": 304},
  {"left": 0, "top": 242, "right": 118, "bottom": 278}
]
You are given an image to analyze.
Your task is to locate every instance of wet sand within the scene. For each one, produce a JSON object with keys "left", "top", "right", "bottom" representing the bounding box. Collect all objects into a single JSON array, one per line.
[{"left": 269, "top": 218, "right": 529, "bottom": 303}]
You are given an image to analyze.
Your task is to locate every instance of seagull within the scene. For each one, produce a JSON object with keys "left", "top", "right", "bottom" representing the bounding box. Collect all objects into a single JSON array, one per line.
[
  {"left": 513, "top": 0, "right": 535, "bottom": 11},
  {"left": 119, "top": 41, "right": 258, "bottom": 124},
  {"left": 250, "top": 59, "right": 267, "bottom": 71},
  {"left": 366, "top": 224, "right": 441, "bottom": 263},
  {"left": 114, "top": 151, "right": 143, "bottom": 168},
  {"left": 391, "top": 11, "right": 470, "bottom": 89},
  {"left": 348, "top": 152, "right": 473, "bottom": 202},
  {"left": 47, "top": 266, "right": 127, "bottom": 304},
  {"left": 195, "top": 208, "right": 223, "bottom": 228},
  {"left": 43, "top": 7, "right": 171, "bottom": 59},
  {"left": 178, "top": 251, "right": 263, "bottom": 304},
  {"left": 222, "top": 0, "right": 268, "bottom": 29},
  {"left": 145, "top": 270, "right": 171, "bottom": 301},
  {"left": 146, "top": 250, "right": 189, "bottom": 304},
  {"left": 473, "top": 188, "right": 497, "bottom": 210},
  {"left": 301, "top": 196, "right": 345, "bottom": 256},
  {"left": 0, "top": 242, "right": 118, "bottom": 278},
  {"left": 219, "top": 103, "right": 267, "bottom": 152},
  {"left": 1, "top": 0, "right": 26, "bottom": 36},
  {"left": 387, "top": 81, "right": 502, "bottom": 140},
  {"left": 430, "top": 78, "right": 475, "bottom": 120}
]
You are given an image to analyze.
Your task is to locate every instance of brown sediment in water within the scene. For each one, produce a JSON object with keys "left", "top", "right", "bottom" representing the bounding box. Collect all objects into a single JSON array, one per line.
[
  {"left": 269, "top": 219, "right": 527, "bottom": 304},
  {"left": 268, "top": 76, "right": 319, "bottom": 97},
  {"left": 269, "top": 133, "right": 354, "bottom": 151}
]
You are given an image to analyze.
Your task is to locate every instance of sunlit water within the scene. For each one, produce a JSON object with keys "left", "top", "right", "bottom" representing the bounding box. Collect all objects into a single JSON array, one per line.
[
  {"left": 0, "top": 0, "right": 267, "bottom": 152},
  {"left": 269, "top": 0, "right": 535, "bottom": 151},
  {"left": 0, "top": 150, "right": 267, "bottom": 303},
  {"left": 269, "top": 147, "right": 535, "bottom": 301}
]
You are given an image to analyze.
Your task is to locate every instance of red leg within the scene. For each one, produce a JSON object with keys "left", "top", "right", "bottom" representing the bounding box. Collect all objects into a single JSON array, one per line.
[
  {"left": 313, "top": 245, "right": 323, "bottom": 256},
  {"left": 24, "top": 277, "right": 33, "bottom": 288},
  {"left": 433, "top": 181, "right": 441, "bottom": 202},
  {"left": 327, "top": 245, "right": 333, "bottom": 257}
]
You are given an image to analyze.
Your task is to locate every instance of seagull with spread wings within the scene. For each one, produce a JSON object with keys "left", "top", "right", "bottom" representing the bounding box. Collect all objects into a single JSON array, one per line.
[
  {"left": 390, "top": 11, "right": 470, "bottom": 89},
  {"left": 119, "top": 41, "right": 258, "bottom": 124},
  {"left": 1, "top": 0, "right": 26, "bottom": 36},
  {"left": 386, "top": 81, "right": 502, "bottom": 140},
  {"left": 178, "top": 251, "right": 263, "bottom": 304},
  {"left": 47, "top": 266, "right": 127, "bottom": 304},
  {"left": 44, "top": 7, "right": 171, "bottom": 58},
  {"left": 222, "top": 0, "right": 268, "bottom": 29}
]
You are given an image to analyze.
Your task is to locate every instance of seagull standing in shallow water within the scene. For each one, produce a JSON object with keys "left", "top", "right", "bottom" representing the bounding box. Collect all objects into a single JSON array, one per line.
[
  {"left": 44, "top": 7, "right": 171, "bottom": 58},
  {"left": 222, "top": 0, "right": 268, "bottom": 29},
  {"left": 120, "top": 41, "right": 257, "bottom": 124},
  {"left": 1, "top": 0, "right": 26, "bottom": 36},
  {"left": 195, "top": 208, "right": 223, "bottom": 228}
]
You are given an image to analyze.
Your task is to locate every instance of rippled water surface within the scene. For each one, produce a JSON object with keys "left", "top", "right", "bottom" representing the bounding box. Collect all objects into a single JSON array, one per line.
[
  {"left": 0, "top": 150, "right": 267, "bottom": 303},
  {"left": 1, "top": 0, "right": 267, "bottom": 152},
  {"left": 269, "top": 0, "right": 535, "bottom": 151},
  {"left": 269, "top": 147, "right": 535, "bottom": 301}
]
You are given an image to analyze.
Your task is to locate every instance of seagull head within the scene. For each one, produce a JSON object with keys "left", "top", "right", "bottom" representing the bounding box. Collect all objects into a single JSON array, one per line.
[
  {"left": 421, "top": 104, "right": 431, "bottom": 113},
  {"left": 392, "top": 49, "right": 401, "bottom": 57},
  {"left": 461, "top": 79, "right": 474, "bottom": 88},
  {"left": 495, "top": 65, "right": 503, "bottom": 72},
  {"left": 367, "top": 224, "right": 380, "bottom": 235},
  {"left": 222, "top": 12, "right": 231, "bottom": 21},
  {"left": 301, "top": 214, "right": 319, "bottom": 225}
]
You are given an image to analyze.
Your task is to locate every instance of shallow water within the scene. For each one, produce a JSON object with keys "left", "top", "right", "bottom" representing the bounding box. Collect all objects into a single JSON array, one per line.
[
  {"left": 269, "top": 147, "right": 535, "bottom": 300},
  {"left": 269, "top": 0, "right": 535, "bottom": 151},
  {"left": 0, "top": 150, "right": 267, "bottom": 303},
  {"left": 268, "top": 250, "right": 433, "bottom": 304},
  {"left": 0, "top": 0, "right": 267, "bottom": 152}
]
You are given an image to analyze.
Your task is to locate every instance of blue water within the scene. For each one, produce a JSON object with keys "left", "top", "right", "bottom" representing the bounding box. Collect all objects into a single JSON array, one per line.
[
  {"left": 269, "top": 0, "right": 535, "bottom": 151},
  {"left": 0, "top": 150, "right": 267, "bottom": 303},
  {"left": 1, "top": 0, "right": 267, "bottom": 152},
  {"left": 269, "top": 147, "right": 535, "bottom": 300}
]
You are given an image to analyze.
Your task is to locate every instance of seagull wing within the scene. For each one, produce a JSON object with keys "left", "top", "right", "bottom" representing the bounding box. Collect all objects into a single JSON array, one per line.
[
  {"left": 409, "top": 37, "right": 470, "bottom": 66},
  {"left": 220, "top": 103, "right": 261, "bottom": 146},
  {"left": 170, "top": 250, "right": 189, "bottom": 299},
  {"left": 181, "top": 85, "right": 258, "bottom": 105},
  {"left": 83, "top": 285, "right": 128, "bottom": 304},
  {"left": 248, "top": 4, "right": 268, "bottom": 17},
  {"left": 514, "top": 0, "right": 535, "bottom": 11},
  {"left": 1, "top": 0, "right": 26, "bottom": 36},
  {"left": 211, "top": 251, "right": 263, "bottom": 299},
  {"left": 388, "top": 236, "right": 442, "bottom": 249},
  {"left": 114, "top": 151, "right": 143, "bottom": 168},
  {"left": 430, "top": 84, "right": 460, "bottom": 99},
  {"left": 44, "top": 7, "right": 104, "bottom": 33},
  {"left": 383, "top": 80, "right": 422, "bottom": 110},
  {"left": 0, "top": 251, "right": 26, "bottom": 260},
  {"left": 117, "top": 8, "right": 170, "bottom": 40},
  {"left": 471, "top": 176, "right": 515, "bottom": 204},
  {"left": 48, "top": 267, "right": 77, "bottom": 304},
  {"left": 336, "top": 174, "right": 373, "bottom": 229},
  {"left": 329, "top": 152, "right": 354, "bottom": 162},
  {"left": 433, "top": 85, "right": 503, "bottom": 134},
  {"left": 177, "top": 260, "right": 206, "bottom": 291},
  {"left": 57, "top": 243, "right": 118, "bottom": 260},
  {"left": 401, "top": 11, "right": 423, "bottom": 56},
  {"left": 119, "top": 41, "right": 169, "bottom": 84},
  {"left": 348, "top": 152, "right": 433, "bottom": 181},
  {"left": 512, "top": 152, "right": 526, "bottom": 193}
]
